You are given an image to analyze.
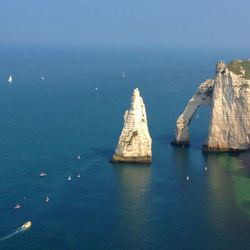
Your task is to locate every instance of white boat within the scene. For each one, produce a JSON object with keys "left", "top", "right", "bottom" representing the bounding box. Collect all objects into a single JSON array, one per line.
[
  {"left": 68, "top": 176, "right": 71, "bottom": 181},
  {"left": 45, "top": 196, "right": 49, "bottom": 202},
  {"left": 186, "top": 176, "right": 190, "bottom": 181},
  {"left": 122, "top": 72, "right": 125, "bottom": 78},
  {"left": 77, "top": 155, "right": 81, "bottom": 160},
  {"left": 39, "top": 172, "right": 47, "bottom": 177},
  {"left": 8, "top": 75, "right": 12, "bottom": 83},
  {"left": 21, "top": 221, "right": 32, "bottom": 230},
  {"left": 77, "top": 173, "right": 80, "bottom": 178},
  {"left": 14, "top": 204, "right": 21, "bottom": 209}
]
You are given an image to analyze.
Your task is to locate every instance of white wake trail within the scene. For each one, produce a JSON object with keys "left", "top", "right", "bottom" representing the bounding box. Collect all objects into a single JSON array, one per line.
[{"left": 0, "top": 221, "right": 31, "bottom": 241}]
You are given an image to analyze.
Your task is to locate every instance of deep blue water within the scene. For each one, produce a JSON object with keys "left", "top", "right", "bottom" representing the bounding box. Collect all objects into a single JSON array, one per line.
[{"left": 0, "top": 47, "right": 250, "bottom": 250}]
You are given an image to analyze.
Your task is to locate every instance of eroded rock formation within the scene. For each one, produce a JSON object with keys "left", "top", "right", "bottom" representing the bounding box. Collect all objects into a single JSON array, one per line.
[
  {"left": 172, "top": 79, "right": 214, "bottom": 146},
  {"left": 112, "top": 88, "right": 152, "bottom": 163},
  {"left": 173, "top": 60, "right": 250, "bottom": 152}
]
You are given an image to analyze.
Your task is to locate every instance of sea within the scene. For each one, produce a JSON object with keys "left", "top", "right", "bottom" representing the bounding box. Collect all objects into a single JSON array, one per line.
[{"left": 0, "top": 46, "right": 250, "bottom": 250}]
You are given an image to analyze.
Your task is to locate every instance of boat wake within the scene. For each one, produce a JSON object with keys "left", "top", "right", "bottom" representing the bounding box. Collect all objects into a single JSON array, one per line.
[{"left": 0, "top": 221, "right": 31, "bottom": 241}]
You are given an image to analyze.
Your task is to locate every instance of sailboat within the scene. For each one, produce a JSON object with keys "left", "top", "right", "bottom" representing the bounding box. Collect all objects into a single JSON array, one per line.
[{"left": 8, "top": 75, "right": 12, "bottom": 83}]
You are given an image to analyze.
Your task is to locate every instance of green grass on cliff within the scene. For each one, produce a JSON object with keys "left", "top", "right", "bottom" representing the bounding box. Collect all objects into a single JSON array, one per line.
[{"left": 227, "top": 60, "right": 250, "bottom": 79}]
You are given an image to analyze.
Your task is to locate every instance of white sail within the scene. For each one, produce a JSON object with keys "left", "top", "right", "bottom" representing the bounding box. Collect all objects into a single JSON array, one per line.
[{"left": 8, "top": 75, "right": 12, "bottom": 83}]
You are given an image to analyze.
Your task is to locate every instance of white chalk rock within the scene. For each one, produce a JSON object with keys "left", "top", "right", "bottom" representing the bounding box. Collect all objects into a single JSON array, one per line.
[
  {"left": 112, "top": 88, "right": 152, "bottom": 163},
  {"left": 206, "top": 61, "right": 250, "bottom": 151},
  {"left": 173, "top": 60, "right": 250, "bottom": 152}
]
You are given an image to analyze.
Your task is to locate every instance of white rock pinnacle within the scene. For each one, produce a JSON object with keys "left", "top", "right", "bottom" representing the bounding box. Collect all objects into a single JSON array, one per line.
[{"left": 112, "top": 88, "right": 152, "bottom": 163}]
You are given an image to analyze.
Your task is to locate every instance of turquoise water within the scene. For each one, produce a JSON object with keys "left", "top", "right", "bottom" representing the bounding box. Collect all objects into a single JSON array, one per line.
[{"left": 0, "top": 47, "right": 250, "bottom": 249}]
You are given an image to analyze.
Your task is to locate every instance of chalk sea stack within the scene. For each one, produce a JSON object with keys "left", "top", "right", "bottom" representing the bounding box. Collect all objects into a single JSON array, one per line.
[
  {"left": 112, "top": 88, "right": 152, "bottom": 163},
  {"left": 173, "top": 60, "right": 250, "bottom": 152}
]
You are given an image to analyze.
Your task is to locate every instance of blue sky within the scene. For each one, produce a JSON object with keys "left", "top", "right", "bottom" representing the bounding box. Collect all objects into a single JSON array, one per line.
[{"left": 0, "top": 0, "right": 249, "bottom": 49}]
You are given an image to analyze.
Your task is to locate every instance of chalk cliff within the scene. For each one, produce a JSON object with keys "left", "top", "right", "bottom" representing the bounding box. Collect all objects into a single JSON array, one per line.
[
  {"left": 112, "top": 88, "right": 152, "bottom": 163},
  {"left": 173, "top": 60, "right": 250, "bottom": 152}
]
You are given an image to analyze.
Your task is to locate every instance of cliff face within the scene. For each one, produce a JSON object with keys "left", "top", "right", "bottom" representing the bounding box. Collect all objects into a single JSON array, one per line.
[
  {"left": 174, "top": 60, "right": 250, "bottom": 152},
  {"left": 206, "top": 61, "right": 250, "bottom": 151},
  {"left": 112, "top": 88, "right": 152, "bottom": 163}
]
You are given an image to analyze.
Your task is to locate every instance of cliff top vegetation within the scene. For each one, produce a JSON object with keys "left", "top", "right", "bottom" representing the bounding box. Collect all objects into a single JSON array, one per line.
[{"left": 227, "top": 60, "right": 250, "bottom": 79}]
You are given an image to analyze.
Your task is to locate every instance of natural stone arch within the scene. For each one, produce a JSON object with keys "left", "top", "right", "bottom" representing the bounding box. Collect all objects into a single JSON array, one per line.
[{"left": 171, "top": 79, "right": 214, "bottom": 146}]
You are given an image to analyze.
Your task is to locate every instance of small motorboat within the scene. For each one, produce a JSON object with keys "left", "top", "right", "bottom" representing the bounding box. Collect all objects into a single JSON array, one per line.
[
  {"left": 205, "top": 166, "right": 208, "bottom": 171},
  {"left": 77, "top": 173, "right": 80, "bottom": 178},
  {"left": 14, "top": 204, "right": 21, "bottom": 209},
  {"left": 41, "top": 76, "right": 45, "bottom": 80},
  {"left": 186, "top": 176, "right": 190, "bottom": 181},
  {"left": 39, "top": 172, "right": 47, "bottom": 177},
  {"left": 95, "top": 87, "right": 98, "bottom": 91},
  {"left": 45, "top": 196, "right": 49, "bottom": 203},
  {"left": 77, "top": 155, "right": 81, "bottom": 160},
  {"left": 68, "top": 176, "right": 71, "bottom": 181},
  {"left": 21, "top": 221, "right": 32, "bottom": 230}
]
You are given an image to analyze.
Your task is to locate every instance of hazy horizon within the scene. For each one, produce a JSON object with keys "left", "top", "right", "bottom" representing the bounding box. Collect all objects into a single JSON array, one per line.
[{"left": 1, "top": 0, "right": 250, "bottom": 50}]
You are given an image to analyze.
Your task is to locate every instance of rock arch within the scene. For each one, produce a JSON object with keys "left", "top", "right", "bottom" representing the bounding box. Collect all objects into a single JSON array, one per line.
[{"left": 171, "top": 79, "right": 214, "bottom": 146}]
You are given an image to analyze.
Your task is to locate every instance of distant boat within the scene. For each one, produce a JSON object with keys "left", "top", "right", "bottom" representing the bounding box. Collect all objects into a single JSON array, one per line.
[
  {"left": 45, "top": 196, "right": 49, "bottom": 203},
  {"left": 68, "top": 176, "right": 71, "bottom": 181},
  {"left": 186, "top": 176, "right": 190, "bottom": 181},
  {"left": 14, "top": 204, "right": 21, "bottom": 209},
  {"left": 8, "top": 75, "right": 12, "bottom": 83},
  {"left": 41, "top": 76, "right": 45, "bottom": 80},
  {"left": 21, "top": 221, "right": 32, "bottom": 230},
  {"left": 39, "top": 172, "right": 47, "bottom": 177},
  {"left": 95, "top": 87, "right": 98, "bottom": 91},
  {"left": 122, "top": 72, "right": 125, "bottom": 78},
  {"left": 77, "top": 173, "right": 80, "bottom": 178},
  {"left": 77, "top": 155, "right": 81, "bottom": 160},
  {"left": 205, "top": 166, "right": 208, "bottom": 171}
]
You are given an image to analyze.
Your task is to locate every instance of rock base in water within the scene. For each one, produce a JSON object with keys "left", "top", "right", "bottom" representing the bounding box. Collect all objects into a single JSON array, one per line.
[
  {"left": 171, "top": 140, "right": 190, "bottom": 147},
  {"left": 202, "top": 144, "right": 249, "bottom": 152},
  {"left": 111, "top": 155, "right": 152, "bottom": 164}
]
